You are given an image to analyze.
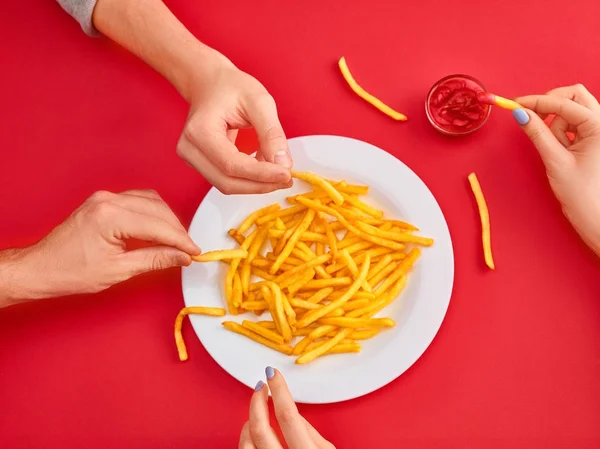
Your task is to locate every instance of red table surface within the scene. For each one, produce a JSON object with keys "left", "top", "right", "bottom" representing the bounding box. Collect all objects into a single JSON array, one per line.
[{"left": 2, "top": 0, "right": 600, "bottom": 447}]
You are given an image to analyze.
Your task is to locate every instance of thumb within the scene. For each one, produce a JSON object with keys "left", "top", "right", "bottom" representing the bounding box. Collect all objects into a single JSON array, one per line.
[
  {"left": 245, "top": 93, "right": 293, "bottom": 169},
  {"left": 121, "top": 246, "right": 192, "bottom": 276},
  {"left": 512, "top": 108, "right": 574, "bottom": 173}
]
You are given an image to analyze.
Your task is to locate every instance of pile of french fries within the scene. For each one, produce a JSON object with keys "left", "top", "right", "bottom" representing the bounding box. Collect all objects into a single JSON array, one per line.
[{"left": 176, "top": 172, "right": 434, "bottom": 365}]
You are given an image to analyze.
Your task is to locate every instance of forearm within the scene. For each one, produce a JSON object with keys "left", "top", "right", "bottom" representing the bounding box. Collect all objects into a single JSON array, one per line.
[
  {"left": 92, "top": 0, "right": 229, "bottom": 102},
  {"left": 0, "top": 248, "right": 41, "bottom": 308}
]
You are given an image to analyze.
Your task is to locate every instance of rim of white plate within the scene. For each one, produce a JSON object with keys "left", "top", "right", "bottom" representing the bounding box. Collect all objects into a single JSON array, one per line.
[{"left": 182, "top": 135, "right": 454, "bottom": 404}]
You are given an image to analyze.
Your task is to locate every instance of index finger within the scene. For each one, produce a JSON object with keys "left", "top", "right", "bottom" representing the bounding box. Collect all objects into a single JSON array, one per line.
[
  {"left": 112, "top": 206, "right": 200, "bottom": 255},
  {"left": 249, "top": 382, "right": 283, "bottom": 449},
  {"left": 265, "top": 368, "right": 316, "bottom": 449},
  {"left": 515, "top": 95, "right": 600, "bottom": 137},
  {"left": 186, "top": 117, "right": 291, "bottom": 184}
]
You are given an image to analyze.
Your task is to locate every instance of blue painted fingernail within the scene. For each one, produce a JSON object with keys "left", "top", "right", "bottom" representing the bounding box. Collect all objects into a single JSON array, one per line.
[
  {"left": 265, "top": 366, "right": 275, "bottom": 380},
  {"left": 254, "top": 380, "right": 265, "bottom": 391},
  {"left": 513, "top": 108, "right": 530, "bottom": 125}
]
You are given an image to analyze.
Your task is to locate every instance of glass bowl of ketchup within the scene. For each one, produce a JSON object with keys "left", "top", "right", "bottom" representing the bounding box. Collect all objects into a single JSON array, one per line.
[{"left": 426, "top": 74, "right": 491, "bottom": 135}]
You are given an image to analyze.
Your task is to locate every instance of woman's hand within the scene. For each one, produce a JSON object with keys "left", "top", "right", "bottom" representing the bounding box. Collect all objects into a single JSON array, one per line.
[
  {"left": 177, "top": 57, "right": 293, "bottom": 195},
  {"left": 513, "top": 84, "right": 600, "bottom": 256},
  {"left": 0, "top": 190, "right": 200, "bottom": 306},
  {"left": 239, "top": 367, "right": 335, "bottom": 449}
]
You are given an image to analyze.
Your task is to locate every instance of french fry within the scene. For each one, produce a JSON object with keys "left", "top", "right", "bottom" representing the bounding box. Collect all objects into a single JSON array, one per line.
[
  {"left": 225, "top": 230, "right": 257, "bottom": 313},
  {"left": 299, "top": 277, "right": 353, "bottom": 291},
  {"left": 354, "top": 221, "right": 434, "bottom": 246},
  {"left": 308, "top": 325, "right": 337, "bottom": 340},
  {"left": 306, "top": 287, "right": 334, "bottom": 304},
  {"left": 257, "top": 321, "right": 276, "bottom": 329},
  {"left": 269, "top": 229, "right": 328, "bottom": 243},
  {"left": 290, "top": 298, "right": 322, "bottom": 310},
  {"left": 192, "top": 249, "right": 248, "bottom": 262},
  {"left": 317, "top": 317, "right": 396, "bottom": 328},
  {"left": 174, "top": 307, "right": 226, "bottom": 361},
  {"left": 242, "top": 227, "right": 270, "bottom": 296},
  {"left": 237, "top": 203, "right": 280, "bottom": 234},
  {"left": 326, "top": 342, "right": 362, "bottom": 354},
  {"left": 338, "top": 57, "right": 407, "bottom": 121},
  {"left": 273, "top": 254, "right": 330, "bottom": 284},
  {"left": 270, "top": 209, "right": 316, "bottom": 274},
  {"left": 292, "top": 336, "right": 313, "bottom": 356},
  {"left": 340, "top": 193, "right": 383, "bottom": 219},
  {"left": 256, "top": 205, "right": 306, "bottom": 226},
  {"left": 341, "top": 299, "right": 370, "bottom": 311},
  {"left": 222, "top": 321, "right": 293, "bottom": 355},
  {"left": 281, "top": 292, "right": 297, "bottom": 328},
  {"left": 296, "top": 255, "right": 370, "bottom": 328},
  {"left": 327, "top": 328, "right": 380, "bottom": 340},
  {"left": 374, "top": 248, "right": 420, "bottom": 297},
  {"left": 295, "top": 197, "right": 405, "bottom": 251},
  {"left": 350, "top": 276, "right": 407, "bottom": 318},
  {"left": 240, "top": 300, "right": 269, "bottom": 311},
  {"left": 340, "top": 249, "right": 372, "bottom": 292},
  {"left": 368, "top": 262, "right": 398, "bottom": 289},
  {"left": 242, "top": 320, "right": 285, "bottom": 345},
  {"left": 228, "top": 229, "right": 245, "bottom": 245},
  {"left": 296, "top": 328, "right": 353, "bottom": 364},
  {"left": 291, "top": 171, "right": 344, "bottom": 206},
  {"left": 232, "top": 272, "right": 243, "bottom": 308},
  {"left": 326, "top": 180, "right": 369, "bottom": 195},
  {"left": 269, "top": 282, "right": 292, "bottom": 342},
  {"left": 468, "top": 173, "right": 495, "bottom": 270},
  {"left": 287, "top": 269, "right": 316, "bottom": 296},
  {"left": 367, "top": 254, "right": 393, "bottom": 281}
]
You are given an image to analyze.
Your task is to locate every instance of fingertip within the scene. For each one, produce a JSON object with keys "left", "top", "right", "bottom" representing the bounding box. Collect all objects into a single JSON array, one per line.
[
  {"left": 254, "top": 380, "right": 265, "bottom": 392},
  {"left": 175, "top": 252, "right": 193, "bottom": 267},
  {"left": 512, "top": 108, "right": 530, "bottom": 126},
  {"left": 265, "top": 366, "right": 276, "bottom": 380}
]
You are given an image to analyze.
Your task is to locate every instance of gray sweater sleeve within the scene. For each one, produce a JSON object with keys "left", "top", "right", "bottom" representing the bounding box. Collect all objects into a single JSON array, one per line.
[{"left": 56, "top": 0, "right": 99, "bottom": 36}]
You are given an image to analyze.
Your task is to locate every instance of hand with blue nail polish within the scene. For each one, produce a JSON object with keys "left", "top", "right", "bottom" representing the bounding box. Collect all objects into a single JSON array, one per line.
[
  {"left": 239, "top": 369, "right": 335, "bottom": 449},
  {"left": 514, "top": 84, "right": 600, "bottom": 256}
]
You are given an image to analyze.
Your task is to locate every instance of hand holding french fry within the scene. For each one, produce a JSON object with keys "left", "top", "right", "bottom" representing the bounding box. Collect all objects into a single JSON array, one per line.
[
  {"left": 0, "top": 190, "right": 201, "bottom": 306},
  {"left": 239, "top": 368, "right": 335, "bottom": 449},
  {"left": 514, "top": 85, "right": 600, "bottom": 256}
]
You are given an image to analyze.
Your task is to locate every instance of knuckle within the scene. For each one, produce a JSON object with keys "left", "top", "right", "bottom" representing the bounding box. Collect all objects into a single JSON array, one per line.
[
  {"left": 263, "top": 125, "right": 286, "bottom": 143},
  {"left": 88, "top": 190, "right": 113, "bottom": 204},
  {"left": 90, "top": 201, "right": 115, "bottom": 222},
  {"left": 275, "top": 407, "right": 299, "bottom": 427},
  {"left": 528, "top": 126, "right": 546, "bottom": 144},
  {"left": 176, "top": 138, "right": 188, "bottom": 159},
  {"left": 248, "top": 423, "right": 268, "bottom": 444},
  {"left": 573, "top": 83, "right": 588, "bottom": 94},
  {"left": 144, "top": 189, "right": 161, "bottom": 200},
  {"left": 218, "top": 183, "right": 235, "bottom": 195},
  {"left": 221, "top": 157, "right": 237, "bottom": 176}
]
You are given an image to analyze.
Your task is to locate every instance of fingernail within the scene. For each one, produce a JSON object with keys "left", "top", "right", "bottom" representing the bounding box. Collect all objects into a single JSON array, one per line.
[
  {"left": 513, "top": 108, "right": 530, "bottom": 125},
  {"left": 265, "top": 366, "right": 275, "bottom": 380},
  {"left": 254, "top": 380, "right": 265, "bottom": 391},
  {"left": 274, "top": 151, "right": 292, "bottom": 168}
]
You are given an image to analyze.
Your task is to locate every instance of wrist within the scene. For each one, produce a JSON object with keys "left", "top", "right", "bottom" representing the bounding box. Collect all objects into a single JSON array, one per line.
[
  {"left": 0, "top": 248, "right": 37, "bottom": 306},
  {"left": 177, "top": 43, "right": 234, "bottom": 103}
]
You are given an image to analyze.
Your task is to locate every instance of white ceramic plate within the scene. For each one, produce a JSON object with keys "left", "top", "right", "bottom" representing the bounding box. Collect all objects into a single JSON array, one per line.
[{"left": 182, "top": 135, "right": 454, "bottom": 404}]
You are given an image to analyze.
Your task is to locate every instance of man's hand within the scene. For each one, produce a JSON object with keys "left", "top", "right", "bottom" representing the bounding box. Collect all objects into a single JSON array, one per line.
[
  {"left": 0, "top": 190, "right": 200, "bottom": 306},
  {"left": 92, "top": 0, "right": 293, "bottom": 195},
  {"left": 177, "top": 57, "right": 293, "bottom": 195}
]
